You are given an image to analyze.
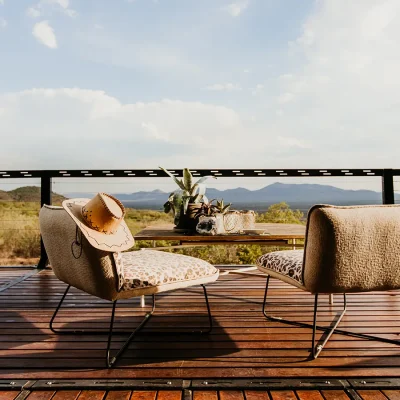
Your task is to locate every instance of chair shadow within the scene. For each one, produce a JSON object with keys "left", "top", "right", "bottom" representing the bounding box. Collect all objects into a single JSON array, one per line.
[
  {"left": 59, "top": 309, "right": 239, "bottom": 368},
  {"left": 0, "top": 298, "right": 239, "bottom": 370}
]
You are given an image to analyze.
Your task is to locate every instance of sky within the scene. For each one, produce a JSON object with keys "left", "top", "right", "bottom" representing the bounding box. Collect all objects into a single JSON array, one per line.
[{"left": 0, "top": 0, "right": 399, "bottom": 193}]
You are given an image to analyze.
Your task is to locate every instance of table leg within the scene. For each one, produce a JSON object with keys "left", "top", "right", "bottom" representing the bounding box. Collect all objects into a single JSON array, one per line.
[{"left": 141, "top": 241, "right": 156, "bottom": 307}]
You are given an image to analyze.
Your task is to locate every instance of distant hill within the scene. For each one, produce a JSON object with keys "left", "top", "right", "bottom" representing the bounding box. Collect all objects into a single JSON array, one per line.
[
  {"left": 64, "top": 182, "right": 394, "bottom": 212},
  {"left": 0, "top": 186, "right": 66, "bottom": 203}
]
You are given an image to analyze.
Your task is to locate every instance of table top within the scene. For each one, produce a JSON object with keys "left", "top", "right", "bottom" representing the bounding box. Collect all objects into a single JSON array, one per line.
[{"left": 134, "top": 223, "right": 306, "bottom": 242}]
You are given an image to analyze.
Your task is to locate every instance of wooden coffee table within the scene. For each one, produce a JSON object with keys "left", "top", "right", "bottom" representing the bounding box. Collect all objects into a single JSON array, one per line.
[{"left": 134, "top": 222, "right": 306, "bottom": 277}]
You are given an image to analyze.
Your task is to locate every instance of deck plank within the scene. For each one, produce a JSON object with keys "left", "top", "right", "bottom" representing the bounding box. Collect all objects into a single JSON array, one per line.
[
  {"left": 356, "top": 390, "right": 388, "bottom": 400},
  {"left": 76, "top": 391, "right": 106, "bottom": 400},
  {"left": 26, "top": 392, "right": 56, "bottom": 400},
  {"left": 193, "top": 392, "right": 218, "bottom": 400},
  {"left": 156, "top": 391, "right": 182, "bottom": 400},
  {"left": 295, "top": 391, "right": 324, "bottom": 400},
  {"left": 52, "top": 391, "right": 81, "bottom": 400},
  {"left": 104, "top": 391, "right": 131, "bottom": 400},
  {"left": 0, "top": 392, "right": 18, "bottom": 400},
  {"left": 218, "top": 391, "right": 245, "bottom": 400},
  {"left": 269, "top": 392, "right": 296, "bottom": 400},
  {"left": 320, "top": 390, "right": 350, "bottom": 399},
  {"left": 383, "top": 390, "right": 400, "bottom": 400},
  {"left": 130, "top": 391, "right": 156, "bottom": 400},
  {"left": 244, "top": 391, "right": 270, "bottom": 400}
]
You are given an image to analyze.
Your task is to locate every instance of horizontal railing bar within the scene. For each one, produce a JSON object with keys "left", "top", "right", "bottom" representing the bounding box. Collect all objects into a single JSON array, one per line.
[{"left": 0, "top": 168, "right": 388, "bottom": 178}]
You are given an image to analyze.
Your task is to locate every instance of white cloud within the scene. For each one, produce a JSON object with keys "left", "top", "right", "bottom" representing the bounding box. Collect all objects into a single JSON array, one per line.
[
  {"left": 251, "top": 84, "right": 264, "bottom": 95},
  {"left": 277, "top": 92, "right": 294, "bottom": 104},
  {"left": 224, "top": 0, "right": 249, "bottom": 17},
  {"left": 0, "top": 88, "right": 253, "bottom": 169},
  {"left": 279, "top": 74, "right": 293, "bottom": 80},
  {"left": 0, "top": 17, "right": 6, "bottom": 29},
  {"left": 205, "top": 83, "right": 242, "bottom": 91},
  {"left": 27, "top": 7, "right": 41, "bottom": 17},
  {"left": 269, "top": 0, "right": 400, "bottom": 168},
  {"left": 32, "top": 21, "right": 57, "bottom": 49},
  {"left": 278, "top": 136, "right": 311, "bottom": 149},
  {"left": 80, "top": 28, "right": 199, "bottom": 73},
  {"left": 27, "top": 0, "right": 77, "bottom": 18},
  {"left": 0, "top": 0, "right": 4, "bottom": 5},
  {"left": 141, "top": 122, "right": 170, "bottom": 142}
]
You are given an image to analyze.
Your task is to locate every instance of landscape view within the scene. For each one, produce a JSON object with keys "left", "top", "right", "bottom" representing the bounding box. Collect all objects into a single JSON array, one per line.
[{"left": 0, "top": 181, "right": 387, "bottom": 266}]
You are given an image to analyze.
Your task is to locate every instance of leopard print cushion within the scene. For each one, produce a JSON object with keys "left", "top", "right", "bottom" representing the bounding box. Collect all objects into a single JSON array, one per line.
[
  {"left": 113, "top": 250, "right": 218, "bottom": 292},
  {"left": 256, "top": 250, "right": 304, "bottom": 284}
]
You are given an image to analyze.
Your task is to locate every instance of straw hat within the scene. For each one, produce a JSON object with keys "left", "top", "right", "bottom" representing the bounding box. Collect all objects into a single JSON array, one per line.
[{"left": 62, "top": 193, "right": 134, "bottom": 251}]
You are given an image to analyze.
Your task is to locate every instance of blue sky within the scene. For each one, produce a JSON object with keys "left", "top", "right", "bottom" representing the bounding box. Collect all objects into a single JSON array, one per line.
[{"left": 0, "top": 0, "right": 399, "bottom": 192}]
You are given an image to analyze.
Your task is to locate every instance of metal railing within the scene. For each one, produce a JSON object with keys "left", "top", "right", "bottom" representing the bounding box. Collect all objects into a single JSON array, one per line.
[{"left": 0, "top": 168, "right": 398, "bottom": 268}]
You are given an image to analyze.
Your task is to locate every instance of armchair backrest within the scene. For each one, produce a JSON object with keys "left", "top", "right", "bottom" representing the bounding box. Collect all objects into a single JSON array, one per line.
[
  {"left": 39, "top": 205, "right": 119, "bottom": 301},
  {"left": 303, "top": 204, "right": 400, "bottom": 293}
]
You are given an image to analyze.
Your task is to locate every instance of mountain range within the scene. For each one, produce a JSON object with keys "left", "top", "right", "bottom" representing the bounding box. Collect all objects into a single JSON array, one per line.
[{"left": 64, "top": 182, "right": 394, "bottom": 212}]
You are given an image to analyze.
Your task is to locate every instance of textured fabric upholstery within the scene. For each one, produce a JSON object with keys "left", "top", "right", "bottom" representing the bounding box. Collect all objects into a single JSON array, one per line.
[
  {"left": 39, "top": 205, "right": 119, "bottom": 301},
  {"left": 256, "top": 204, "right": 400, "bottom": 294},
  {"left": 39, "top": 205, "right": 219, "bottom": 301},
  {"left": 257, "top": 250, "right": 303, "bottom": 284},
  {"left": 114, "top": 250, "right": 218, "bottom": 292},
  {"left": 303, "top": 204, "right": 400, "bottom": 293}
]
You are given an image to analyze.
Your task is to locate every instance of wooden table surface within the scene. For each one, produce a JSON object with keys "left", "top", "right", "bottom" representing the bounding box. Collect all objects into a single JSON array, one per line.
[{"left": 134, "top": 223, "right": 306, "bottom": 244}]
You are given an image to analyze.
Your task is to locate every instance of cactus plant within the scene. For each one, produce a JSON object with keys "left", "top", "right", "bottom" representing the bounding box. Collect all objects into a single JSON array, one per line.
[
  {"left": 160, "top": 167, "right": 215, "bottom": 213},
  {"left": 160, "top": 167, "right": 216, "bottom": 228}
]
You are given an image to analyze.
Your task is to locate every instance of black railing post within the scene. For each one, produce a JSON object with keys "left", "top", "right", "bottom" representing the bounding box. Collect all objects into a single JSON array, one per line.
[
  {"left": 37, "top": 174, "right": 52, "bottom": 269},
  {"left": 382, "top": 169, "right": 395, "bottom": 205}
]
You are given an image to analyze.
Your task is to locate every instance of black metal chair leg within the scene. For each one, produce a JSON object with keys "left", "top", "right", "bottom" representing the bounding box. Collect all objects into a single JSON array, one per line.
[
  {"left": 142, "top": 284, "right": 213, "bottom": 336},
  {"left": 50, "top": 284, "right": 71, "bottom": 334},
  {"left": 50, "top": 284, "right": 213, "bottom": 368},
  {"left": 262, "top": 275, "right": 347, "bottom": 359},
  {"left": 106, "top": 295, "right": 155, "bottom": 368},
  {"left": 202, "top": 284, "right": 213, "bottom": 334}
]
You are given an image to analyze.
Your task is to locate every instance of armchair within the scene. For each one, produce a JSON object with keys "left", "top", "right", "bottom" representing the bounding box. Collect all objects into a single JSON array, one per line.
[
  {"left": 256, "top": 204, "right": 400, "bottom": 358},
  {"left": 39, "top": 205, "right": 219, "bottom": 367}
]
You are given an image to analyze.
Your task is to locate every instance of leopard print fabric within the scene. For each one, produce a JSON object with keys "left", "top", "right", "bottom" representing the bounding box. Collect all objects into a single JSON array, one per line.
[
  {"left": 113, "top": 250, "right": 218, "bottom": 292},
  {"left": 256, "top": 250, "right": 304, "bottom": 284}
]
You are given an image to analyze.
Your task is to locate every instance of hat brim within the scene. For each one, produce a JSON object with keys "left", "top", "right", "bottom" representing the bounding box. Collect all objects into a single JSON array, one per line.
[{"left": 62, "top": 198, "right": 134, "bottom": 252}]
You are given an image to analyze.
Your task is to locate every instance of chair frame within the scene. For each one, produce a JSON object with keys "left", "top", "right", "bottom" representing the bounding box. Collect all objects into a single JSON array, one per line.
[
  {"left": 50, "top": 284, "right": 213, "bottom": 368},
  {"left": 262, "top": 275, "right": 400, "bottom": 359}
]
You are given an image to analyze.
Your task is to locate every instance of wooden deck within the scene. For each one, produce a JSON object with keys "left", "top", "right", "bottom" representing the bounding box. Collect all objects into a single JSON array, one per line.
[
  {"left": 2, "top": 388, "right": 400, "bottom": 400},
  {"left": 1, "top": 266, "right": 400, "bottom": 381}
]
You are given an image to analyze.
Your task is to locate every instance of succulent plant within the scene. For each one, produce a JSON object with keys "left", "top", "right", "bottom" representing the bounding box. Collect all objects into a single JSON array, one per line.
[
  {"left": 195, "top": 198, "right": 232, "bottom": 218},
  {"left": 160, "top": 167, "right": 216, "bottom": 214},
  {"left": 213, "top": 199, "right": 232, "bottom": 214}
]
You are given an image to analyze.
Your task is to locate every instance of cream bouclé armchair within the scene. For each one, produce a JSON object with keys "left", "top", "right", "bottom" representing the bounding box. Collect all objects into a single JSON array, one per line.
[{"left": 256, "top": 204, "right": 400, "bottom": 358}]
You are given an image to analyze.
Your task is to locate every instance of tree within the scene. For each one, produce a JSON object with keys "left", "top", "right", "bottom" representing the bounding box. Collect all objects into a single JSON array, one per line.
[{"left": 256, "top": 202, "right": 304, "bottom": 224}]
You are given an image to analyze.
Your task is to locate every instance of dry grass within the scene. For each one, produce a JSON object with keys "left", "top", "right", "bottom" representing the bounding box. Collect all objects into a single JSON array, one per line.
[{"left": 0, "top": 201, "right": 304, "bottom": 266}]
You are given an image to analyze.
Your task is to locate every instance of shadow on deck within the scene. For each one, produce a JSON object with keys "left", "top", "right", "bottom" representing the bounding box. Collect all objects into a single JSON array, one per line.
[{"left": 1, "top": 266, "right": 400, "bottom": 384}]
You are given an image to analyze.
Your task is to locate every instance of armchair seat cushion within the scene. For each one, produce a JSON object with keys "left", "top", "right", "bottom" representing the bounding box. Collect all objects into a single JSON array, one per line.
[
  {"left": 257, "top": 250, "right": 304, "bottom": 285},
  {"left": 113, "top": 250, "right": 219, "bottom": 295}
]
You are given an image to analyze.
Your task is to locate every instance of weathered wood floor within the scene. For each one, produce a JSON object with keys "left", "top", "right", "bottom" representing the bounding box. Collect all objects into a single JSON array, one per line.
[{"left": 1, "top": 267, "right": 400, "bottom": 379}]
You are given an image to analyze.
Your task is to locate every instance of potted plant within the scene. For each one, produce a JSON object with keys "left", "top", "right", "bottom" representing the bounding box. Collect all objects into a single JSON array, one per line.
[
  {"left": 160, "top": 167, "right": 215, "bottom": 230},
  {"left": 196, "top": 198, "right": 232, "bottom": 217}
]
